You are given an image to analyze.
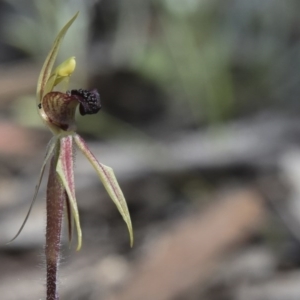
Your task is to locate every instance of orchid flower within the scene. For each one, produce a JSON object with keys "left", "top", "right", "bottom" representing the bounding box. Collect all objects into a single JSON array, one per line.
[
  {"left": 9, "top": 12, "right": 133, "bottom": 300},
  {"left": 10, "top": 12, "right": 133, "bottom": 252}
]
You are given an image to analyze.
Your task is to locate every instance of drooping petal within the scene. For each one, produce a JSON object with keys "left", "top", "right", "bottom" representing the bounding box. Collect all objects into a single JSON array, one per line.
[
  {"left": 74, "top": 134, "right": 134, "bottom": 247},
  {"left": 56, "top": 135, "right": 82, "bottom": 250},
  {"left": 36, "top": 12, "right": 78, "bottom": 104},
  {"left": 8, "top": 136, "right": 58, "bottom": 243}
]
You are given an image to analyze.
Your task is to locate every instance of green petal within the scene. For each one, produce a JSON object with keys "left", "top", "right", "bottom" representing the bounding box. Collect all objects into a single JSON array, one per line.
[
  {"left": 36, "top": 12, "right": 79, "bottom": 104},
  {"left": 74, "top": 134, "right": 134, "bottom": 247},
  {"left": 56, "top": 135, "right": 82, "bottom": 251},
  {"left": 8, "top": 137, "right": 58, "bottom": 243}
]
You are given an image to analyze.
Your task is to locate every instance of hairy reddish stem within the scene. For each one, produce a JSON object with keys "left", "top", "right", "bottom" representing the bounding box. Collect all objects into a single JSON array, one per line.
[{"left": 46, "top": 148, "right": 65, "bottom": 300}]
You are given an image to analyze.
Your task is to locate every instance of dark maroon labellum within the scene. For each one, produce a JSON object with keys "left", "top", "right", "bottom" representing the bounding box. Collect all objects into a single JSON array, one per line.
[{"left": 68, "top": 89, "right": 101, "bottom": 116}]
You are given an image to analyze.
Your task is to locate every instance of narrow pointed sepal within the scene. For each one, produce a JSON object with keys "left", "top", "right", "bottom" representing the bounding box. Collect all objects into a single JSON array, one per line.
[
  {"left": 36, "top": 12, "right": 79, "bottom": 104},
  {"left": 8, "top": 137, "right": 58, "bottom": 243},
  {"left": 56, "top": 135, "right": 82, "bottom": 250},
  {"left": 74, "top": 134, "right": 134, "bottom": 247}
]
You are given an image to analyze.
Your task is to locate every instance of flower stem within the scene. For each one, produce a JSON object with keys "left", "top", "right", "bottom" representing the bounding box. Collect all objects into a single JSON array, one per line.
[{"left": 45, "top": 145, "right": 65, "bottom": 300}]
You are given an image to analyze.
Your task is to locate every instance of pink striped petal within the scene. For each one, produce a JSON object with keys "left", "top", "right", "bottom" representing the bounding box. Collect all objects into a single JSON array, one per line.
[{"left": 56, "top": 135, "right": 82, "bottom": 250}]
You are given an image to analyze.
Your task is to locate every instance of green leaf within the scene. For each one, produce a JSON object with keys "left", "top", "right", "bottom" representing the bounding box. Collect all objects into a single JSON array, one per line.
[
  {"left": 56, "top": 135, "right": 82, "bottom": 250},
  {"left": 74, "top": 134, "right": 134, "bottom": 247},
  {"left": 36, "top": 12, "right": 79, "bottom": 104}
]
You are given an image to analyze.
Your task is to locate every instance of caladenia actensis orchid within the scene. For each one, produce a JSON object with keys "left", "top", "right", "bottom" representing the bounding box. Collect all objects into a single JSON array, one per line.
[{"left": 8, "top": 12, "right": 133, "bottom": 300}]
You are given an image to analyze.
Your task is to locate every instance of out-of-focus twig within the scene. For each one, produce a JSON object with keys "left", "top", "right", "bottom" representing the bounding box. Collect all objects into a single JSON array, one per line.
[
  {"left": 106, "top": 188, "right": 265, "bottom": 300},
  {"left": 257, "top": 175, "right": 300, "bottom": 244}
]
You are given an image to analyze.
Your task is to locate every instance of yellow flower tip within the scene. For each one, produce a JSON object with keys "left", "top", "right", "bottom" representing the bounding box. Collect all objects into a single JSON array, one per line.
[{"left": 55, "top": 56, "right": 76, "bottom": 77}]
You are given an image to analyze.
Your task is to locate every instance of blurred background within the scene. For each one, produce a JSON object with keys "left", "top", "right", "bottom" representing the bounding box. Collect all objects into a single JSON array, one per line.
[{"left": 1, "top": 0, "right": 300, "bottom": 299}]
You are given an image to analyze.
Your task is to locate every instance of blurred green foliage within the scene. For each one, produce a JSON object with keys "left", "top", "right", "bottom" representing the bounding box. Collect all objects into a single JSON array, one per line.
[{"left": 3, "top": 0, "right": 300, "bottom": 135}]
